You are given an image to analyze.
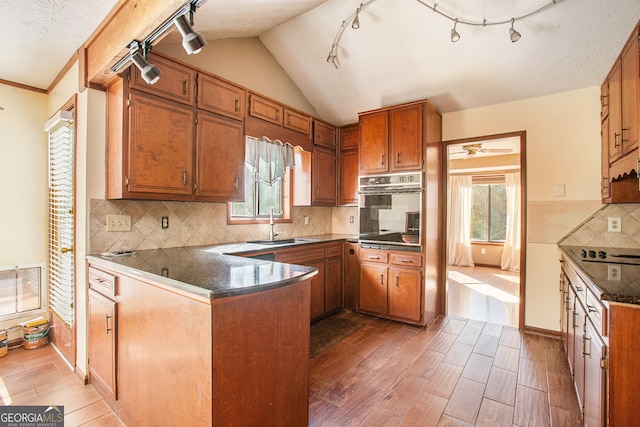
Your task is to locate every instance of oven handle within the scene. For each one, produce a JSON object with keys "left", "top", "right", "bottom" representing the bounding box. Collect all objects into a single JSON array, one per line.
[{"left": 359, "top": 189, "right": 423, "bottom": 195}]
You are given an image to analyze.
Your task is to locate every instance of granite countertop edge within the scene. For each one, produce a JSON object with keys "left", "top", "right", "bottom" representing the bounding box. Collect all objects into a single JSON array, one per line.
[
  {"left": 87, "top": 234, "right": 355, "bottom": 300},
  {"left": 559, "top": 245, "right": 640, "bottom": 305}
]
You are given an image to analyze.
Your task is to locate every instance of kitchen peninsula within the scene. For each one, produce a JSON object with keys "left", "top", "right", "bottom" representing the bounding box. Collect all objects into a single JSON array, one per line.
[{"left": 87, "top": 245, "right": 318, "bottom": 427}]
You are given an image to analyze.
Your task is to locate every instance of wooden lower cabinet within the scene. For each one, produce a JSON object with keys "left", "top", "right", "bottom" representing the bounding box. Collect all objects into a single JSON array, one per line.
[
  {"left": 584, "top": 319, "right": 606, "bottom": 427},
  {"left": 87, "top": 260, "right": 310, "bottom": 426},
  {"left": 358, "top": 249, "right": 423, "bottom": 324},
  {"left": 88, "top": 289, "right": 117, "bottom": 400}
]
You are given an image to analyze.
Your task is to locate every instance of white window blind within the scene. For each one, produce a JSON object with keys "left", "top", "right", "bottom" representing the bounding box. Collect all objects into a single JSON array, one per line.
[{"left": 45, "top": 110, "right": 75, "bottom": 326}]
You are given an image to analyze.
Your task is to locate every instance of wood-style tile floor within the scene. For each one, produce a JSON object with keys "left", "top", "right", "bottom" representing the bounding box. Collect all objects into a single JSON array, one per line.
[{"left": 0, "top": 312, "right": 582, "bottom": 426}]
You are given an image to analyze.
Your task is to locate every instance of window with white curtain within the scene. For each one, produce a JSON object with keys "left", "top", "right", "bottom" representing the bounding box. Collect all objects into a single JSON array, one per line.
[{"left": 45, "top": 110, "right": 75, "bottom": 327}]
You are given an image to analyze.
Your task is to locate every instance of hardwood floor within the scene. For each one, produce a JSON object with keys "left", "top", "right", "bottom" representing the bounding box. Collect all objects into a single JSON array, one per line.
[
  {"left": 447, "top": 265, "right": 520, "bottom": 328},
  {"left": 1, "top": 311, "right": 582, "bottom": 426}
]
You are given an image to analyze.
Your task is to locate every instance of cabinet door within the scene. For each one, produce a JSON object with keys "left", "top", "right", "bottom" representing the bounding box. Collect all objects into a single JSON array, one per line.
[
  {"left": 339, "top": 149, "right": 358, "bottom": 206},
  {"left": 388, "top": 267, "right": 422, "bottom": 322},
  {"left": 608, "top": 61, "right": 623, "bottom": 163},
  {"left": 341, "top": 124, "right": 359, "bottom": 150},
  {"left": 312, "top": 146, "right": 337, "bottom": 206},
  {"left": 195, "top": 113, "right": 244, "bottom": 201},
  {"left": 89, "top": 289, "right": 117, "bottom": 399},
  {"left": 309, "top": 260, "right": 326, "bottom": 320},
  {"left": 285, "top": 109, "right": 311, "bottom": 135},
  {"left": 601, "top": 120, "right": 611, "bottom": 201},
  {"left": 560, "top": 271, "right": 570, "bottom": 355},
  {"left": 130, "top": 54, "right": 196, "bottom": 105},
  {"left": 583, "top": 319, "right": 606, "bottom": 427},
  {"left": 359, "top": 111, "right": 389, "bottom": 174},
  {"left": 621, "top": 31, "right": 639, "bottom": 154},
  {"left": 359, "top": 263, "right": 387, "bottom": 315},
  {"left": 325, "top": 256, "right": 342, "bottom": 314},
  {"left": 248, "top": 93, "right": 283, "bottom": 126},
  {"left": 343, "top": 243, "right": 360, "bottom": 310},
  {"left": 567, "top": 285, "right": 576, "bottom": 376},
  {"left": 389, "top": 104, "right": 423, "bottom": 171},
  {"left": 128, "top": 94, "right": 194, "bottom": 195},
  {"left": 197, "top": 74, "right": 245, "bottom": 120},
  {"left": 573, "top": 297, "right": 587, "bottom": 410},
  {"left": 314, "top": 120, "right": 336, "bottom": 149}
]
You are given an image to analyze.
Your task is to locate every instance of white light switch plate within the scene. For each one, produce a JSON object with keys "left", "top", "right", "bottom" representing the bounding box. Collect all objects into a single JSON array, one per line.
[
  {"left": 106, "top": 214, "right": 132, "bottom": 232},
  {"left": 607, "top": 217, "right": 621, "bottom": 232}
]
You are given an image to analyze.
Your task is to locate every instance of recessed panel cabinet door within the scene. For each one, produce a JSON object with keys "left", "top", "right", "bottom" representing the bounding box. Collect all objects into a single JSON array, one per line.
[
  {"left": 312, "top": 146, "right": 337, "bottom": 206},
  {"left": 389, "top": 267, "right": 422, "bottom": 322},
  {"left": 359, "top": 263, "right": 387, "bottom": 315},
  {"left": 359, "top": 111, "right": 389, "bottom": 174},
  {"left": 196, "top": 113, "right": 244, "bottom": 201},
  {"left": 309, "top": 260, "right": 326, "bottom": 320},
  {"left": 128, "top": 94, "right": 193, "bottom": 195},
  {"left": 390, "top": 104, "right": 423, "bottom": 171},
  {"left": 88, "top": 289, "right": 117, "bottom": 399},
  {"left": 324, "top": 256, "right": 342, "bottom": 314}
]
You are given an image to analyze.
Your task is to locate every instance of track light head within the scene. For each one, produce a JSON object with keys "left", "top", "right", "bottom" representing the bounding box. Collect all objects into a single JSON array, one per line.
[
  {"left": 174, "top": 14, "right": 207, "bottom": 54},
  {"left": 509, "top": 18, "right": 521, "bottom": 43},
  {"left": 450, "top": 19, "right": 460, "bottom": 42},
  {"left": 130, "top": 51, "right": 161, "bottom": 84},
  {"left": 351, "top": 3, "right": 363, "bottom": 29}
]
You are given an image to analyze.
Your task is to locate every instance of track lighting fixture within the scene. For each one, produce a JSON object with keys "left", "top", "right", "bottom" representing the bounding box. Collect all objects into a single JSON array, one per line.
[
  {"left": 110, "top": 0, "right": 206, "bottom": 83},
  {"left": 509, "top": 18, "right": 522, "bottom": 43},
  {"left": 327, "top": 0, "right": 558, "bottom": 67},
  {"left": 352, "top": 3, "right": 363, "bottom": 29},
  {"left": 130, "top": 46, "right": 161, "bottom": 84},
  {"left": 450, "top": 18, "right": 460, "bottom": 42},
  {"left": 174, "top": 13, "right": 207, "bottom": 54}
]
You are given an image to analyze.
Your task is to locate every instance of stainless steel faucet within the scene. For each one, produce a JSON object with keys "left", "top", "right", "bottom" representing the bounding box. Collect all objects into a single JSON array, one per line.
[{"left": 269, "top": 208, "right": 281, "bottom": 241}]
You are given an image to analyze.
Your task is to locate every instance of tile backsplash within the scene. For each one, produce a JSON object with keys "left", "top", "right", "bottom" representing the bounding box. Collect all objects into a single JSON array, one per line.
[
  {"left": 559, "top": 203, "right": 640, "bottom": 248},
  {"left": 90, "top": 199, "right": 358, "bottom": 254}
]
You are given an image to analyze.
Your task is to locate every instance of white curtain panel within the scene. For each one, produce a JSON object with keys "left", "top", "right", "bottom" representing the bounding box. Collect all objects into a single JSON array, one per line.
[
  {"left": 447, "top": 175, "right": 474, "bottom": 267},
  {"left": 501, "top": 172, "right": 521, "bottom": 272},
  {"left": 245, "top": 136, "right": 295, "bottom": 184}
]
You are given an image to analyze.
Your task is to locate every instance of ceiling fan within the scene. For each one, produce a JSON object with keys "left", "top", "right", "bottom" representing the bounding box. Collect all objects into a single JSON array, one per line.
[{"left": 450, "top": 143, "right": 513, "bottom": 159}]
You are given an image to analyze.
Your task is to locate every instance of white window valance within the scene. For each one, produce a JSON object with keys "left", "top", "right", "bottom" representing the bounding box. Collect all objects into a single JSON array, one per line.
[{"left": 246, "top": 136, "right": 295, "bottom": 184}]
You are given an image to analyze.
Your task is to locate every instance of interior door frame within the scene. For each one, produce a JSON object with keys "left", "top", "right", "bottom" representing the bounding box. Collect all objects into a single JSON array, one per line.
[{"left": 441, "top": 130, "right": 527, "bottom": 330}]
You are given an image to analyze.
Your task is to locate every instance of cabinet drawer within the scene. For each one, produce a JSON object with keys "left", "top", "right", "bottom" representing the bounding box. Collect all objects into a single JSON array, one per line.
[
  {"left": 359, "top": 248, "right": 389, "bottom": 263},
  {"left": 390, "top": 252, "right": 422, "bottom": 267},
  {"left": 129, "top": 54, "right": 196, "bottom": 105},
  {"left": 89, "top": 267, "right": 118, "bottom": 298},
  {"left": 586, "top": 286, "right": 608, "bottom": 337},
  {"left": 248, "top": 93, "right": 283, "bottom": 126},
  {"left": 324, "top": 244, "right": 342, "bottom": 258},
  {"left": 277, "top": 247, "right": 324, "bottom": 264},
  {"left": 197, "top": 75, "right": 245, "bottom": 120},
  {"left": 284, "top": 108, "right": 311, "bottom": 135}
]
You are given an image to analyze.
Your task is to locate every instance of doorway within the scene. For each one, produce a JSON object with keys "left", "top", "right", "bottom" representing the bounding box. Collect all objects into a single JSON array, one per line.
[{"left": 443, "top": 132, "right": 526, "bottom": 329}]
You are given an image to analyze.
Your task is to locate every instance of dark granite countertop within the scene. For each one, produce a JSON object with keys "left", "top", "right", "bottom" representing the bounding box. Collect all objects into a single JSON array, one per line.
[
  {"left": 559, "top": 245, "right": 640, "bottom": 305},
  {"left": 87, "top": 234, "right": 355, "bottom": 300}
]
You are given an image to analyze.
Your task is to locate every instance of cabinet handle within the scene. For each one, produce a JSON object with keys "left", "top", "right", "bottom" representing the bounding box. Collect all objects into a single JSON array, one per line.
[
  {"left": 368, "top": 255, "right": 380, "bottom": 260},
  {"left": 576, "top": 286, "right": 583, "bottom": 292},
  {"left": 614, "top": 132, "right": 621, "bottom": 147},
  {"left": 378, "top": 274, "right": 384, "bottom": 285},
  {"left": 587, "top": 304, "right": 597, "bottom": 313},
  {"left": 105, "top": 315, "right": 112, "bottom": 334},
  {"left": 559, "top": 278, "right": 563, "bottom": 293},
  {"left": 600, "top": 94, "right": 607, "bottom": 108},
  {"left": 183, "top": 80, "right": 188, "bottom": 95},
  {"left": 572, "top": 310, "right": 578, "bottom": 328},
  {"left": 286, "top": 113, "right": 291, "bottom": 125},
  {"left": 399, "top": 259, "right": 412, "bottom": 264},
  {"left": 276, "top": 110, "right": 280, "bottom": 121},
  {"left": 622, "top": 127, "right": 628, "bottom": 142},
  {"left": 235, "top": 176, "right": 239, "bottom": 190},
  {"left": 396, "top": 152, "right": 400, "bottom": 164},
  {"left": 183, "top": 170, "right": 187, "bottom": 186},
  {"left": 602, "top": 177, "right": 608, "bottom": 190},
  {"left": 583, "top": 336, "right": 591, "bottom": 356},
  {"left": 235, "top": 99, "right": 240, "bottom": 112},
  {"left": 394, "top": 275, "right": 399, "bottom": 287},
  {"left": 380, "top": 154, "right": 384, "bottom": 166}
]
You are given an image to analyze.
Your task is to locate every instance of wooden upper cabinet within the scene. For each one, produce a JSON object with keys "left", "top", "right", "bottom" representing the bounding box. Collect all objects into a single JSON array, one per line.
[
  {"left": 197, "top": 74, "right": 245, "bottom": 121},
  {"left": 314, "top": 120, "right": 336, "bottom": 149},
  {"left": 608, "top": 61, "right": 623, "bottom": 164},
  {"left": 341, "top": 124, "right": 359, "bottom": 150},
  {"left": 359, "top": 111, "right": 389, "bottom": 174},
  {"left": 195, "top": 113, "right": 244, "bottom": 201},
  {"left": 389, "top": 104, "right": 423, "bottom": 171},
  {"left": 620, "top": 30, "right": 638, "bottom": 155},
  {"left": 127, "top": 93, "right": 194, "bottom": 195},
  {"left": 601, "top": 80, "right": 609, "bottom": 123},
  {"left": 129, "top": 54, "right": 196, "bottom": 105},
  {"left": 339, "top": 150, "right": 358, "bottom": 206},
  {"left": 284, "top": 108, "right": 311, "bottom": 135},
  {"left": 312, "top": 146, "right": 337, "bottom": 206},
  {"left": 248, "top": 93, "right": 283, "bottom": 126}
]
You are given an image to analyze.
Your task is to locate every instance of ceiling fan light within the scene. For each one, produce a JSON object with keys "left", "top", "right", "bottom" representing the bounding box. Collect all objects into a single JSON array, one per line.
[
  {"left": 174, "top": 14, "right": 207, "bottom": 54},
  {"left": 130, "top": 52, "right": 161, "bottom": 84},
  {"left": 509, "top": 18, "right": 521, "bottom": 43}
]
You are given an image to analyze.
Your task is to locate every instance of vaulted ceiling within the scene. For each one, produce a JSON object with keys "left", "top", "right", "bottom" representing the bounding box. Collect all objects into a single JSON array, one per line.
[{"left": 2, "top": 0, "right": 639, "bottom": 125}]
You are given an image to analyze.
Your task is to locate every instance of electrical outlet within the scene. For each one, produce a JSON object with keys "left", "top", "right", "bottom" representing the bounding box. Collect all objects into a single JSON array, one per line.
[
  {"left": 349, "top": 216, "right": 354, "bottom": 224},
  {"left": 304, "top": 215, "right": 309, "bottom": 225},
  {"left": 608, "top": 264, "right": 621, "bottom": 281},
  {"left": 106, "top": 214, "right": 131, "bottom": 232},
  {"left": 162, "top": 216, "right": 169, "bottom": 229},
  {"left": 481, "top": 248, "right": 486, "bottom": 255},
  {"left": 608, "top": 217, "right": 621, "bottom": 232}
]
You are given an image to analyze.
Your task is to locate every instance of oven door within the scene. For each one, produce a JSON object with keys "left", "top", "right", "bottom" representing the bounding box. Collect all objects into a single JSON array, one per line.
[{"left": 359, "top": 190, "right": 422, "bottom": 247}]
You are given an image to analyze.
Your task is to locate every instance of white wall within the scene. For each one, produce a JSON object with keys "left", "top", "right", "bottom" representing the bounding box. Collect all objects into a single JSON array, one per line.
[{"left": 443, "top": 87, "right": 603, "bottom": 331}]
